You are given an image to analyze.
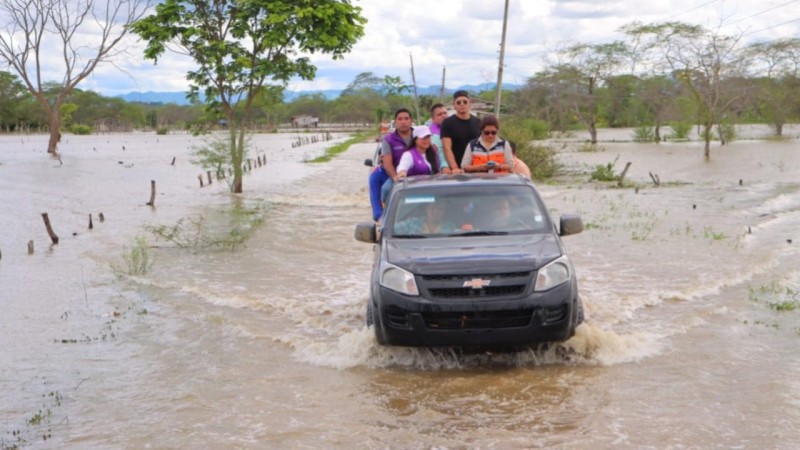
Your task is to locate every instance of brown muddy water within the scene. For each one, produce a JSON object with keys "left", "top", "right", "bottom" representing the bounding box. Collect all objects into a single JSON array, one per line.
[{"left": 1, "top": 128, "right": 799, "bottom": 449}]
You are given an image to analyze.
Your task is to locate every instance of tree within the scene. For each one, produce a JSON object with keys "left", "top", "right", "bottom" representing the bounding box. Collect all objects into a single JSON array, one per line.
[
  {"left": 0, "top": 0, "right": 151, "bottom": 154},
  {"left": 624, "top": 22, "right": 748, "bottom": 158},
  {"left": 744, "top": 38, "right": 800, "bottom": 136},
  {"left": 132, "top": 0, "right": 365, "bottom": 193},
  {"left": 0, "top": 70, "right": 28, "bottom": 131},
  {"left": 554, "top": 42, "right": 627, "bottom": 144},
  {"left": 340, "top": 71, "right": 383, "bottom": 96}
]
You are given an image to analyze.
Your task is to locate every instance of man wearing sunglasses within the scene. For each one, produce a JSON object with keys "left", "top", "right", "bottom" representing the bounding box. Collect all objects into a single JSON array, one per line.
[{"left": 440, "top": 90, "right": 481, "bottom": 174}]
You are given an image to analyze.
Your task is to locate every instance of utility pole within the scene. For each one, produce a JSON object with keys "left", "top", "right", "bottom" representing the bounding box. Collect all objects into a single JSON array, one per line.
[
  {"left": 409, "top": 53, "right": 421, "bottom": 121},
  {"left": 440, "top": 66, "right": 446, "bottom": 102},
  {"left": 494, "top": 0, "right": 510, "bottom": 116}
]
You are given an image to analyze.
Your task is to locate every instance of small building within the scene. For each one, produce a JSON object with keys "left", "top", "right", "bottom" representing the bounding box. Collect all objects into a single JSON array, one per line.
[{"left": 290, "top": 115, "right": 319, "bottom": 128}]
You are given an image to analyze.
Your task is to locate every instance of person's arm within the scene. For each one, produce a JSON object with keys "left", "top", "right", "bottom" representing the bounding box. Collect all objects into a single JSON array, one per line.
[
  {"left": 395, "top": 152, "right": 413, "bottom": 179},
  {"left": 514, "top": 157, "right": 532, "bottom": 177},
  {"left": 431, "top": 136, "right": 450, "bottom": 172},
  {"left": 441, "top": 136, "right": 459, "bottom": 172},
  {"left": 379, "top": 139, "right": 398, "bottom": 179},
  {"left": 502, "top": 144, "right": 514, "bottom": 172},
  {"left": 460, "top": 145, "right": 486, "bottom": 172},
  {"left": 440, "top": 120, "right": 462, "bottom": 174}
]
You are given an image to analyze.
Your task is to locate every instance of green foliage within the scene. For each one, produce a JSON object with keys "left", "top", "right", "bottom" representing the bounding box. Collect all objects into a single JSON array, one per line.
[
  {"left": 69, "top": 124, "right": 92, "bottom": 135},
  {"left": 668, "top": 121, "right": 691, "bottom": 139},
  {"left": 59, "top": 103, "right": 78, "bottom": 128},
  {"left": 132, "top": 0, "right": 366, "bottom": 192},
  {"left": 717, "top": 122, "right": 737, "bottom": 143},
  {"left": 578, "top": 143, "right": 605, "bottom": 152},
  {"left": 632, "top": 126, "right": 656, "bottom": 143},
  {"left": 146, "top": 204, "right": 267, "bottom": 252},
  {"left": 308, "top": 132, "right": 368, "bottom": 163},
  {"left": 702, "top": 226, "right": 727, "bottom": 241},
  {"left": 590, "top": 156, "right": 619, "bottom": 181},
  {"left": 191, "top": 133, "right": 252, "bottom": 191},
  {"left": 111, "top": 236, "right": 153, "bottom": 277},
  {"left": 748, "top": 282, "right": 800, "bottom": 312},
  {"left": 156, "top": 127, "right": 169, "bottom": 135},
  {"left": 501, "top": 117, "right": 559, "bottom": 179}
]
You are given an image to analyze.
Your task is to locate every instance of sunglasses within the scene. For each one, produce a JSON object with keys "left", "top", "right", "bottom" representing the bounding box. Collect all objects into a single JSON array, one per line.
[
  {"left": 482, "top": 130, "right": 497, "bottom": 136},
  {"left": 455, "top": 100, "right": 469, "bottom": 105}
]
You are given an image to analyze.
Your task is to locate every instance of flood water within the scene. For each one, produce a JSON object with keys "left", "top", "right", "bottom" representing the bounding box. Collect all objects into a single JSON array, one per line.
[{"left": 1, "top": 127, "right": 799, "bottom": 449}]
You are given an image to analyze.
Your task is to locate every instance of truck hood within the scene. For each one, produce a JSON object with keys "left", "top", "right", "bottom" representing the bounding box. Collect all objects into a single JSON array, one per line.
[{"left": 385, "top": 234, "right": 562, "bottom": 275}]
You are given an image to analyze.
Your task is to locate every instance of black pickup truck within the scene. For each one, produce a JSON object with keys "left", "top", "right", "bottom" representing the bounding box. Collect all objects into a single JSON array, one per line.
[{"left": 354, "top": 174, "right": 584, "bottom": 349}]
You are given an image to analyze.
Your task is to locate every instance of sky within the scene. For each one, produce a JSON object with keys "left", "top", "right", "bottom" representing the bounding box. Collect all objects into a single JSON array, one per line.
[{"left": 6, "top": 0, "right": 800, "bottom": 97}]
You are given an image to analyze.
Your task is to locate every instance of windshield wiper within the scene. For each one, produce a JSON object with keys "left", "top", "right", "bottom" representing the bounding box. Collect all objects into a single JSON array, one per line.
[
  {"left": 449, "top": 230, "right": 509, "bottom": 237},
  {"left": 392, "top": 234, "right": 428, "bottom": 239}
]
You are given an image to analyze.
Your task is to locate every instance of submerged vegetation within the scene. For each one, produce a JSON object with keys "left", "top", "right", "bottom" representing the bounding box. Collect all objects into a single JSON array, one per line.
[
  {"left": 110, "top": 235, "right": 153, "bottom": 278},
  {"left": 307, "top": 132, "right": 369, "bottom": 163},
  {"left": 146, "top": 203, "right": 267, "bottom": 253}
]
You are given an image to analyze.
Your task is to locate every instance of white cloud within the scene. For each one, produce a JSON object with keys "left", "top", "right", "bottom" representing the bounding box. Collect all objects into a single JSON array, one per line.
[{"left": 3, "top": 0, "right": 797, "bottom": 96}]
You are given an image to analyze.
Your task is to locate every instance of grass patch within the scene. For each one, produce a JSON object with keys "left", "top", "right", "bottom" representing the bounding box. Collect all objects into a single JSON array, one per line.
[
  {"left": 703, "top": 226, "right": 727, "bottom": 241},
  {"left": 307, "top": 132, "right": 369, "bottom": 163},
  {"left": 748, "top": 281, "right": 800, "bottom": 312},
  {"left": 146, "top": 203, "right": 267, "bottom": 253},
  {"left": 110, "top": 235, "right": 153, "bottom": 278}
]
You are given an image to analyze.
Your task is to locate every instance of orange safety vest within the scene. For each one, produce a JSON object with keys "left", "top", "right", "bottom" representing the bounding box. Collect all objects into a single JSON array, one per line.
[{"left": 469, "top": 140, "right": 509, "bottom": 172}]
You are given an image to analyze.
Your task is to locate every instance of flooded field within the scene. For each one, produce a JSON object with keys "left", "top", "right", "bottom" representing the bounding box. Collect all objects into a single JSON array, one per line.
[{"left": 1, "top": 128, "right": 799, "bottom": 449}]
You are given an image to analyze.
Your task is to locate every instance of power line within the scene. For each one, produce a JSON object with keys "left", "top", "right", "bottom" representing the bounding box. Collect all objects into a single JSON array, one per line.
[
  {"left": 665, "top": 0, "right": 721, "bottom": 21},
  {"left": 723, "top": 0, "right": 800, "bottom": 27},
  {"left": 743, "top": 16, "right": 800, "bottom": 36}
]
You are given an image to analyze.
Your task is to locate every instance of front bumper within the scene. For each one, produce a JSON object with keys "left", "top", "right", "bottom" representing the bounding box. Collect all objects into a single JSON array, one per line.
[{"left": 373, "top": 279, "right": 579, "bottom": 348}]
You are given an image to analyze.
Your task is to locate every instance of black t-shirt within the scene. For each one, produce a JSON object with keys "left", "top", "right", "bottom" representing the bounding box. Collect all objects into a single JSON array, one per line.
[{"left": 440, "top": 114, "right": 481, "bottom": 167}]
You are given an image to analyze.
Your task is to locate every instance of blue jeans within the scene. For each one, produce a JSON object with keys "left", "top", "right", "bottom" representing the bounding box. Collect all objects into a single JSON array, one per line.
[
  {"left": 380, "top": 177, "right": 394, "bottom": 205},
  {"left": 368, "top": 167, "right": 389, "bottom": 221}
]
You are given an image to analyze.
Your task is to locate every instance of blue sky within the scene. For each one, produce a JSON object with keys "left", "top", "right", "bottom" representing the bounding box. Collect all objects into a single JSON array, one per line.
[{"left": 8, "top": 0, "right": 799, "bottom": 96}]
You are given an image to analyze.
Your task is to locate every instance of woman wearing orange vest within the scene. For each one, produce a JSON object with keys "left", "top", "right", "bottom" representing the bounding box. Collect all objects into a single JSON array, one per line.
[{"left": 460, "top": 114, "right": 514, "bottom": 173}]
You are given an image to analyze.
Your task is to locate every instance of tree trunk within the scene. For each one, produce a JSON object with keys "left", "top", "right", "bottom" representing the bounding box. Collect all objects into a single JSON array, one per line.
[
  {"left": 654, "top": 124, "right": 661, "bottom": 143},
  {"left": 775, "top": 122, "right": 784, "bottom": 136},
  {"left": 47, "top": 115, "right": 62, "bottom": 155},
  {"left": 703, "top": 122, "right": 712, "bottom": 159},
  {"left": 589, "top": 119, "right": 598, "bottom": 144}
]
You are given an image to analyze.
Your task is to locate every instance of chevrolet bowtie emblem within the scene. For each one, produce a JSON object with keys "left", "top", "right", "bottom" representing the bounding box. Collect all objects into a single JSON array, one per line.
[{"left": 462, "top": 278, "right": 491, "bottom": 289}]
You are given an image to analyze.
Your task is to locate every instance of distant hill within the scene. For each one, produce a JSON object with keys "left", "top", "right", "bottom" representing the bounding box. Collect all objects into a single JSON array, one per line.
[{"left": 117, "top": 83, "right": 523, "bottom": 105}]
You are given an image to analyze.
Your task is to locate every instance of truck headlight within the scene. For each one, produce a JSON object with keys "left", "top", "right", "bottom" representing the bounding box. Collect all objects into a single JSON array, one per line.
[
  {"left": 534, "top": 256, "right": 572, "bottom": 292},
  {"left": 380, "top": 265, "right": 419, "bottom": 296}
]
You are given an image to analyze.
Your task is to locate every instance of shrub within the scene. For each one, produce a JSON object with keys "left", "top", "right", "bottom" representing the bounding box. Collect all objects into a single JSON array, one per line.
[
  {"left": 111, "top": 235, "right": 153, "bottom": 277},
  {"left": 69, "top": 124, "right": 92, "bottom": 135},
  {"left": 667, "top": 122, "right": 691, "bottom": 140},
  {"left": 717, "top": 122, "right": 736, "bottom": 143},
  {"left": 503, "top": 117, "right": 550, "bottom": 141},
  {"left": 501, "top": 117, "right": 559, "bottom": 179},
  {"left": 590, "top": 156, "right": 619, "bottom": 182},
  {"left": 632, "top": 126, "right": 656, "bottom": 143},
  {"left": 156, "top": 127, "right": 169, "bottom": 135}
]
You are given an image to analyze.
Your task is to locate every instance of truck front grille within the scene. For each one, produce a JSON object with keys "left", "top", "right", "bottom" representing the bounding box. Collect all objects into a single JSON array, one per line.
[{"left": 421, "top": 271, "right": 531, "bottom": 299}]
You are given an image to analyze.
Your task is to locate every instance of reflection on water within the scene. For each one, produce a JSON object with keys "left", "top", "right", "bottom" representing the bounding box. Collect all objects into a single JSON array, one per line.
[{"left": 1, "top": 130, "right": 800, "bottom": 448}]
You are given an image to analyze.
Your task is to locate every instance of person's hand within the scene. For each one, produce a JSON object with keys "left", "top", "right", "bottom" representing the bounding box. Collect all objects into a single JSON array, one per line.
[
  {"left": 441, "top": 167, "right": 452, "bottom": 175},
  {"left": 451, "top": 167, "right": 463, "bottom": 174}
]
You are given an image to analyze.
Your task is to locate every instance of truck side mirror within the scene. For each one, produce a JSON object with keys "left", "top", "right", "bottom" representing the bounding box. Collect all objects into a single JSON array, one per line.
[
  {"left": 354, "top": 222, "right": 377, "bottom": 243},
  {"left": 560, "top": 214, "right": 584, "bottom": 236}
]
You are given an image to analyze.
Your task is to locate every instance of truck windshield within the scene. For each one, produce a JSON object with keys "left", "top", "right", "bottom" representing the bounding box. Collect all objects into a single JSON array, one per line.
[{"left": 390, "top": 186, "right": 549, "bottom": 238}]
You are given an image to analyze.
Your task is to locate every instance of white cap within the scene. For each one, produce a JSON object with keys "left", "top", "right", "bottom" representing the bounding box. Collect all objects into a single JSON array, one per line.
[{"left": 412, "top": 125, "right": 432, "bottom": 139}]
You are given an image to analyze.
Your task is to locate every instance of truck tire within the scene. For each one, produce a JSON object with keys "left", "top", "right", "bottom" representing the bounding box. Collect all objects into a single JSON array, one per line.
[{"left": 366, "top": 301, "right": 387, "bottom": 345}]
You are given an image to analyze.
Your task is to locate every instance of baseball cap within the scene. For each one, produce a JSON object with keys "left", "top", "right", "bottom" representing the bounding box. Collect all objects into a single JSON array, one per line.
[{"left": 412, "top": 125, "right": 432, "bottom": 139}]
